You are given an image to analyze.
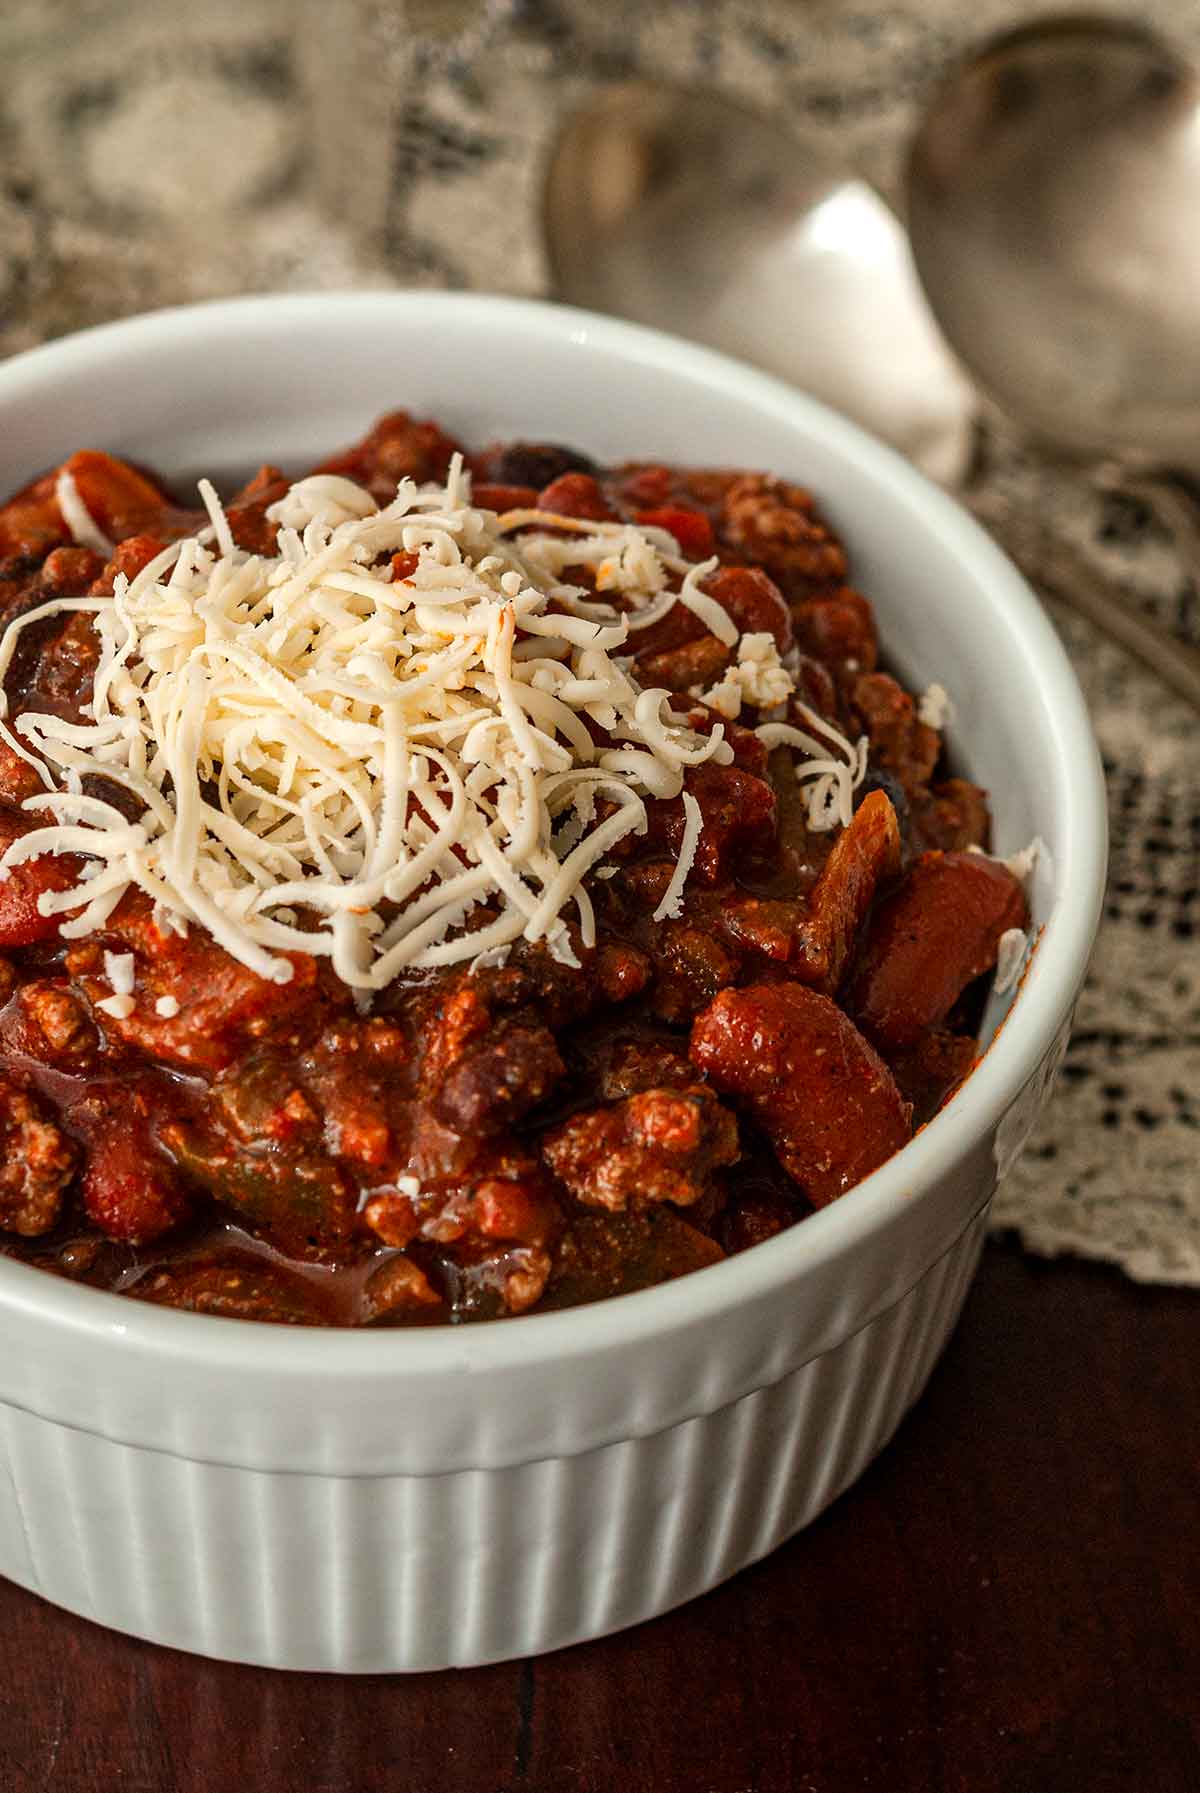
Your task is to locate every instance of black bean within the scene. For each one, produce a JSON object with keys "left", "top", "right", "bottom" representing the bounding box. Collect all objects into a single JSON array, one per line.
[{"left": 493, "top": 442, "right": 596, "bottom": 488}]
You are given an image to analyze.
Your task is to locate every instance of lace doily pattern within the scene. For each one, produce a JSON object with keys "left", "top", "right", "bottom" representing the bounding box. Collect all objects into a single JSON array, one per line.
[{"left": 0, "top": 0, "right": 1196, "bottom": 1281}]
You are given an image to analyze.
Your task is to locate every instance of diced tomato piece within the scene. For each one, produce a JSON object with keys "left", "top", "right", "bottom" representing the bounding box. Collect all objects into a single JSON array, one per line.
[
  {"left": 635, "top": 505, "right": 716, "bottom": 559},
  {"left": 0, "top": 810, "right": 81, "bottom": 947},
  {"left": 63, "top": 451, "right": 176, "bottom": 539},
  {"left": 471, "top": 483, "right": 539, "bottom": 512}
]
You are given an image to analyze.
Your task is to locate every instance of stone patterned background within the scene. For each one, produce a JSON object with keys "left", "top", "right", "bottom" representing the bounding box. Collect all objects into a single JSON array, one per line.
[{"left": 1, "top": 0, "right": 1196, "bottom": 1280}]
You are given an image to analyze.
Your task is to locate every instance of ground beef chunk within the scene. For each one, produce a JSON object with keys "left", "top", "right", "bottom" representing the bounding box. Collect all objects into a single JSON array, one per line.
[
  {"left": 600, "top": 1038, "right": 696, "bottom": 1099},
  {"left": 0, "top": 1077, "right": 76, "bottom": 1235},
  {"left": 911, "top": 779, "right": 991, "bottom": 854},
  {"left": 792, "top": 589, "right": 879, "bottom": 685},
  {"left": 15, "top": 981, "right": 99, "bottom": 1067},
  {"left": 719, "top": 473, "right": 849, "bottom": 602},
  {"left": 649, "top": 921, "right": 741, "bottom": 1024},
  {"left": 34, "top": 544, "right": 105, "bottom": 599},
  {"left": 542, "top": 1086, "right": 739, "bottom": 1212},
  {"left": 594, "top": 941, "right": 653, "bottom": 1004},
  {"left": 316, "top": 409, "right": 463, "bottom": 503},
  {"left": 851, "top": 671, "right": 940, "bottom": 792}
]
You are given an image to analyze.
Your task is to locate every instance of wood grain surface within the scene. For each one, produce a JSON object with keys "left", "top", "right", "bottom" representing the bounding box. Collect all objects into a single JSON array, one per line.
[{"left": 1, "top": 1240, "right": 1196, "bottom": 1793}]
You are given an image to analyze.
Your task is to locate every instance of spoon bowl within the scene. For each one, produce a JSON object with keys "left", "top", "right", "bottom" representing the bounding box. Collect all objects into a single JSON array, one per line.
[
  {"left": 544, "top": 60, "right": 1200, "bottom": 709},
  {"left": 544, "top": 80, "right": 976, "bottom": 483},
  {"left": 907, "top": 16, "right": 1200, "bottom": 474}
]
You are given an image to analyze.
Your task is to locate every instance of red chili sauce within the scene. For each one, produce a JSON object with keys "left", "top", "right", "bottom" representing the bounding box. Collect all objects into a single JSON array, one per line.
[{"left": 0, "top": 414, "right": 1027, "bottom": 1325}]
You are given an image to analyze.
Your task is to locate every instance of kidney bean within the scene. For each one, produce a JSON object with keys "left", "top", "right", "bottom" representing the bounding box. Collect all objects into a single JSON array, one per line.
[
  {"left": 845, "top": 850, "right": 1029, "bottom": 1053},
  {"left": 690, "top": 981, "right": 911, "bottom": 1207},
  {"left": 81, "top": 1110, "right": 190, "bottom": 1243},
  {"left": 702, "top": 564, "right": 793, "bottom": 652},
  {"left": 536, "top": 471, "right": 615, "bottom": 521},
  {"left": 635, "top": 505, "right": 716, "bottom": 560}
]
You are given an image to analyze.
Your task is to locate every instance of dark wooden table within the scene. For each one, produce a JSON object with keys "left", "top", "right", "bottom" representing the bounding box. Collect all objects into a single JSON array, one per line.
[{"left": 1, "top": 1239, "right": 1196, "bottom": 1793}]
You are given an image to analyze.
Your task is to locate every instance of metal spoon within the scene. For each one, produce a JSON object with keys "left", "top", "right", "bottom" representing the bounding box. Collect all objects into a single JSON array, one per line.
[
  {"left": 908, "top": 13, "right": 1200, "bottom": 708},
  {"left": 544, "top": 72, "right": 1200, "bottom": 709},
  {"left": 543, "top": 81, "right": 978, "bottom": 486}
]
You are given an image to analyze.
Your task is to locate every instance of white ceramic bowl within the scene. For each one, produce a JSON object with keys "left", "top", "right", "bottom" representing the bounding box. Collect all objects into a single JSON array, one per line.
[{"left": 0, "top": 293, "right": 1105, "bottom": 1671}]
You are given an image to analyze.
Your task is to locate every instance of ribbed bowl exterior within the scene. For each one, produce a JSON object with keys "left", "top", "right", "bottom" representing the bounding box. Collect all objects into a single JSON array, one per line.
[{"left": 0, "top": 1208, "right": 986, "bottom": 1672}]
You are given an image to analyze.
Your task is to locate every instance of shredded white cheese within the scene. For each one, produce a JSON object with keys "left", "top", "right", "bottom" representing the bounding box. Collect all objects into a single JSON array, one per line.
[
  {"left": 102, "top": 951, "right": 135, "bottom": 996},
  {"left": 95, "top": 992, "right": 136, "bottom": 1021},
  {"left": 1003, "top": 835, "right": 1046, "bottom": 888},
  {"left": 994, "top": 926, "right": 1031, "bottom": 994},
  {"left": 0, "top": 458, "right": 744, "bottom": 991},
  {"left": 55, "top": 469, "right": 115, "bottom": 558},
  {"left": 699, "top": 632, "right": 795, "bottom": 720},
  {"left": 756, "top": 703, "right": 869, "bottom": 832},
  {"left": 653, "top": 791, "right": 703, "bottom": 922},
  {"left": 917, "top": 681, "right": 955, "bottom": 730},
  {"left": 969, "top": 835, "right": 1047, "bottom": 889},
  {"left": 357, "top": 1171, "right": 422, "bottom": 1214}
]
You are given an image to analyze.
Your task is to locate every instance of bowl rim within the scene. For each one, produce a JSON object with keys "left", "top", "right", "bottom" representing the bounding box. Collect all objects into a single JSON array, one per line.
[{"left": 0, "top": 289, "right": 1107, "bottom": 1376}]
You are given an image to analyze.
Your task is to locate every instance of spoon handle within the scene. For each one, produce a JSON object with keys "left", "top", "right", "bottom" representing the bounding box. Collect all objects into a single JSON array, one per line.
[
  {"left": 1098, "top": 464, "right": 1200, "bottom": 581},
  {"left": 968, "top": 492, "right": 1200, "bottom": 713}
]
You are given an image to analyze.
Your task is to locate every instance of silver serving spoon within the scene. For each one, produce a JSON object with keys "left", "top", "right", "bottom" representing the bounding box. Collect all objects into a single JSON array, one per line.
[
  {"left": 908, "top": 14, "right": 1200, "bottom": 707},
  {"left": 544, "top": 70, "right": 1200, "bottom": 709},
  {"left": 543, "top": 81, "right": 978, "bottom": 486}
]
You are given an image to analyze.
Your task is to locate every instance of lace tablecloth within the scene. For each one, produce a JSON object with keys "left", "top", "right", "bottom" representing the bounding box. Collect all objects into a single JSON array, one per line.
[{"left": 1, "top": 0, "right": 1196, "bottom": 1282}]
